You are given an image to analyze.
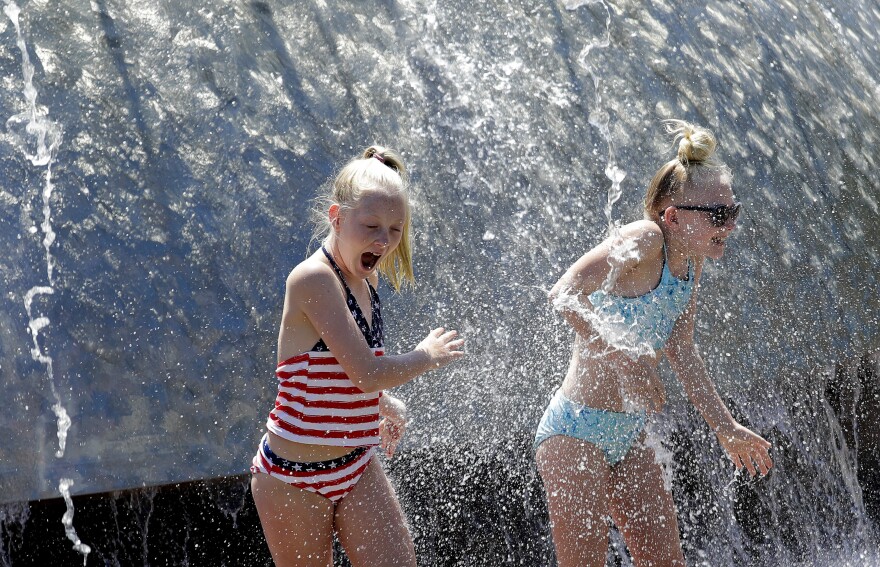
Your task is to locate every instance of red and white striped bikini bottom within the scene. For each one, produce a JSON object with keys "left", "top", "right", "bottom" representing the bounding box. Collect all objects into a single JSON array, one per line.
[{"left": 251, "top": 434, "right": 375, "bottom": 502}]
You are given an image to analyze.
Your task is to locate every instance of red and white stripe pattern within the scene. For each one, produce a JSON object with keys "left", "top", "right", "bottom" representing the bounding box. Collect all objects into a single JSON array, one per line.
[
  {"left": 251, "top": 434, "right": 375, "bottom": 502},
  {"left": 266, "top": 348, "right": 384, "bottom": 447}
]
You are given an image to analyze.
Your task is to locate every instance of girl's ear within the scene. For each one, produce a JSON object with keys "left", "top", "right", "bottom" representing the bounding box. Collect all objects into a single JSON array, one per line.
[
  {"left": 329, "top": 204, "right": 341, "bottom": 231},
  {"left": 663, "top": 206, "right": 679, "bottom": 225}
]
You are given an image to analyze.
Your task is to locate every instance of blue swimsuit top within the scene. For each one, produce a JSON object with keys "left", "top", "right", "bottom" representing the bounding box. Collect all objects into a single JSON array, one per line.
[{"left": 587, "top": 245, "right": 694, "bottom": 351}]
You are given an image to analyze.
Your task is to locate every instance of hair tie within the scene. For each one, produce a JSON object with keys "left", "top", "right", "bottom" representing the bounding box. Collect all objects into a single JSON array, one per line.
[{"left": 373, "top": 153, "right": 385, "bottom": 164}]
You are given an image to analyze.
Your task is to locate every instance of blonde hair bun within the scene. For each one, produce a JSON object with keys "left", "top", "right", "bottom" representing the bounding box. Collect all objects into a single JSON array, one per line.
[
  {"left": 642, "top": 119, "right": 730, "bottom": 219},
  {"left": 664, "top": 119, "right": 717, "bottom": 165}
]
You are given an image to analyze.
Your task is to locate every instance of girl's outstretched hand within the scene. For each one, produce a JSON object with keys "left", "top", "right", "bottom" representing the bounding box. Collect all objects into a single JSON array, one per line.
[
  {"left": 715, "top": 422, "right": 773, "bottom": 477},
  {"left": 415, "top": 327, "right": 465, "bottom": 369}
]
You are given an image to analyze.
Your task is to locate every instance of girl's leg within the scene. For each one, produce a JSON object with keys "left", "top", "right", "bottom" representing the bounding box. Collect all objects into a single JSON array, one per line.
[
  {"left": 536, "top": 435, "right": 612, "bottom": 567},
  {"left": 608, "top": 442, "right": 685, "bottom": 566},
  {"left": 334, "top": 458, "right": 417, "bottom": 567},
  {"left": 250, "top": 473, "right": 334, "bottom": 567}
]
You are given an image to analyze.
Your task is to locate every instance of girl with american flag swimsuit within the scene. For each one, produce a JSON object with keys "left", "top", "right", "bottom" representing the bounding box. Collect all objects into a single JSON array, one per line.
[{"left": 251, "top": 146, "right": 463, "bottom": 567}]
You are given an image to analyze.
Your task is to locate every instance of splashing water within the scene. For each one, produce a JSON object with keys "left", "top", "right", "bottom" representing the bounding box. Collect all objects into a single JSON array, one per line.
[
  {"left": 643, "top": 421, "right": 675, "bottom": 492},
  {"left": 552, "top": 290, "right": 657, "bottom": 358},
  {"left": 59, "top": 479, "right": 91, "bottom": 565},
  {"left": 554, "top": 0, "right": 657, "bottom": 358}
]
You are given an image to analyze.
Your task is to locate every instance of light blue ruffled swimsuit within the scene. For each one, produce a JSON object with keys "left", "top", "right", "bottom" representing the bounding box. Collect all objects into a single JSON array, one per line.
[
  {"left": 586, "top": 245, "right": 695, "bottom": 351},
  {"left": 535, "top": 245, "right": 694, "bottom": 464}
]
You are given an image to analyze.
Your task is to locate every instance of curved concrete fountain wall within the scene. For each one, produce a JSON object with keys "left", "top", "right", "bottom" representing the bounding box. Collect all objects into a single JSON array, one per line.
[{"left": 1, "top": 0, "right": 878, "bottom": 561}]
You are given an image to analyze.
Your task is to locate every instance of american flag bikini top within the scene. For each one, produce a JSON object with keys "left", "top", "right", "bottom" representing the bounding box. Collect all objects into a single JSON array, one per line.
[{"left": 314, "top": 246, "right": 383, "bottom": 350}]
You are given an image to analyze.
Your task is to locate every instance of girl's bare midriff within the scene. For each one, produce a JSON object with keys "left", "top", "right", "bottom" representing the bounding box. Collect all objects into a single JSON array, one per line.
[
  {"left": 266, "top": 432, "right": 356, "bottom": 462},
  {"left": 559, "top": 335, "right": 660, "bottom": 413}
]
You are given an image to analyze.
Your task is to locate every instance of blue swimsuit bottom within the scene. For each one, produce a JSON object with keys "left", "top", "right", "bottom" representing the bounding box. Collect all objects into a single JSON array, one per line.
[{"left": 534, "top": 389, "right": 646, "bottom": 465}]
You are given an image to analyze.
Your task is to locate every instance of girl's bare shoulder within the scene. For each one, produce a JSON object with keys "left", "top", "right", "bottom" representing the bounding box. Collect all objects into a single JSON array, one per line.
[
  {"left": 617, "top": 220, "right": 664, "bottom": 254},
  {"left": 285, "top": 253, "right": 338, "bottom": 295}
]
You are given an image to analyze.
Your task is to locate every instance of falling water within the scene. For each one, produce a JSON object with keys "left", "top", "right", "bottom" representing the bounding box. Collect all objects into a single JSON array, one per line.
[
  {"left": 4, "top": 0, "right": 68, "bottom": 458},
  {"left": 4, "top": 1, "right": 89, "bottom": 563},
  {"left": 58, "top": 480, "right": 90, "bottom": 565},
  {"left": 565, "top": 0, "right": 633, "bottom": 293},
  {"left": 553, "top": 0, "right": 654, "bottom": 360}
]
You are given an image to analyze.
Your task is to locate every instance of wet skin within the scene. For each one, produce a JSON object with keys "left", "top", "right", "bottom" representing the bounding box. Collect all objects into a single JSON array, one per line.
[{"left": 558, "top": 172, "right": 741, "bottom": 415}]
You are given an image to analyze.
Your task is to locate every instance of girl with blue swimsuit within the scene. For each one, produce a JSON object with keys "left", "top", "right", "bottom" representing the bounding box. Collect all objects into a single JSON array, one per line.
[{"left": 536, "top": 120, "right": 773, "bottom": 567}]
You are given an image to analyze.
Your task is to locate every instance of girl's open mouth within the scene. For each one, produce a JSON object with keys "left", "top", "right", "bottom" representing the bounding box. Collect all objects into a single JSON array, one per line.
[{"left": 361, "top": 252, "right": 381, "bottom": 271}]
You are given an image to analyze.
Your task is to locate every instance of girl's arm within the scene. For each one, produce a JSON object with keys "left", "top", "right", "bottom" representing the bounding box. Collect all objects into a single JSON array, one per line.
[
  {"left": 288, "top": 264, "right": 463, "bottom": 393},
  {"left": 663, "top": 261, "right": 773, "bottom": 477},
  {"left": 548, "top": 220, "right": 664, "bottom": 341}
]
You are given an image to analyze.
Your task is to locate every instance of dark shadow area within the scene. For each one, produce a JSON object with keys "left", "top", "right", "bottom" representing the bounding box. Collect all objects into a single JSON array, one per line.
[
  {"left": 827, "top": 350, "right": 880, "bottom": 529},
  {"left": 4, "top": 408, "right": 877, "bottom": 566},
  {"left": 1, "top": 476, "right": 270, "bottom": 566},
  {"left": 1, "top": 438, "right": 555, "bottom": 567}
]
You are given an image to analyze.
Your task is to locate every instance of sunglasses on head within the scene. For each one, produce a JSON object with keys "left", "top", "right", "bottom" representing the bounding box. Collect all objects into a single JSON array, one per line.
[{"left": 670, "top": 202, "right": 741, "bottom": 227}]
